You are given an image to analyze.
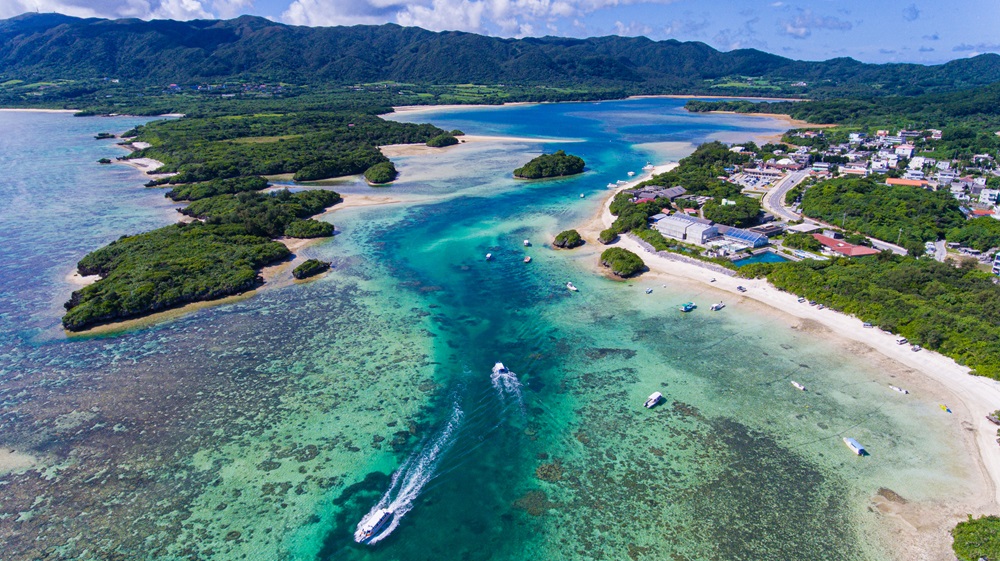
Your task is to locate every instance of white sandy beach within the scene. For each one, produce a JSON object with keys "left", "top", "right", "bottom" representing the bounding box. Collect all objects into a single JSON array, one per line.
[
  {"left": 579, "top": 166, "right": 1000, "bottom": 559},
  {"left": 390, "top": 102, "right": 537, "bottom": 116},
  {"left": 380, "top": 134, "right": 582, "bottom": 157}
]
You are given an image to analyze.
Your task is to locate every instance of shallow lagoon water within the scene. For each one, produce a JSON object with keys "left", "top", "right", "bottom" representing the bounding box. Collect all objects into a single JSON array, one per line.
[{"left": 0, "top": 101, "right": 977, "bottom": 560}]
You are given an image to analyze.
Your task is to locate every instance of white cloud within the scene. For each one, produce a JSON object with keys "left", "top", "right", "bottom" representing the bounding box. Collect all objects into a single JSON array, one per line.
[
  {"left": 779, "top": 9, "right": 853, "bottom": 39},
  {"left": 212, "top": 0, "right": 253, "bottom": 19},
  {"left": 283, "top": 0, "right": 680, "bottom": 35},
  {"left": 613, "top": 20, "right": 652, "bottom": 37},
  {"left": 0, "top": 0, "right": 215, "bottom": 20}
]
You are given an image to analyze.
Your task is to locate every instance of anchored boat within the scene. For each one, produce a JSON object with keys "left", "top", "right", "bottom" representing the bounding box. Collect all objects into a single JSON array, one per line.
[
  {"left": 566, "top": 282, "right": 578, "bottom": 292},
  {"left": 679, "top": 302, "right": 696, "bottom": 313},
  {"left": 791, "top": 381, "right": 806, "bottom": 391},
  {"left": 843, "top": 437, "right": 866, "bottom": 456},
  {"left": 710, "top": 302, "right": 725, "bottom": 311},
  {"left": 644, "top": 392, "right": 663, "bottom": 409},
  {"left": 889, "top": 385, "right": 909, "bottom": 394}
]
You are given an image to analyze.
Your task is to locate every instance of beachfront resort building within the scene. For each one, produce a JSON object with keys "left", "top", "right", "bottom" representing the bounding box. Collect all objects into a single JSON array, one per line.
[{"left": 654, "top": 214, "right": 719, "bottom": 244}]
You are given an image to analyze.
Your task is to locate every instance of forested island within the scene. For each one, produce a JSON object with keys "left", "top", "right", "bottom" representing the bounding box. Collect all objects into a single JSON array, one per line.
[
  {"left": 293, "top": 259, "right": 331, "bottom": 280},
  {"left": 63, "top": 189, "right": 342, "bottom": 331},
  {"left": 514, "top": 151, "right": 585, "bottom": 179}
]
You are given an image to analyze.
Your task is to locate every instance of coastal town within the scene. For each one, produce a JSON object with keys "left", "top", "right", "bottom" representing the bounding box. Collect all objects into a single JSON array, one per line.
[{"left": 615, "top": 125, "right": 1000, "bottom": 271}]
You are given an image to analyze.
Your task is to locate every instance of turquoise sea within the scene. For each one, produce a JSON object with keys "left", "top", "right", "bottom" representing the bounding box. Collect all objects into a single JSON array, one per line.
[{"left": 0, "top": 100, "right": 978, "bottom": 560}]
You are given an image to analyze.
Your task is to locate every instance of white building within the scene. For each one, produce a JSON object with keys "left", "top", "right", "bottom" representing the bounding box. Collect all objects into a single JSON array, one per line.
[
  {"left": 979, "top": 189, "right": 1000, "bottom": 205},
  {"left": 655, "top": 215, "right": 719, "bottom": 245}
]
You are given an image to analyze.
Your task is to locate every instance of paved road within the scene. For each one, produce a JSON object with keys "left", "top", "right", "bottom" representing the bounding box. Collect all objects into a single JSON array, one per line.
[
  {"left": 935, "top": 239, "right": 947, "bottom": 262},
  {"left": 869, "top": 237, "right": 908, "bottom": 256},
  {"left": 761, "top": 170, "right": 809, "bottom": 222}
]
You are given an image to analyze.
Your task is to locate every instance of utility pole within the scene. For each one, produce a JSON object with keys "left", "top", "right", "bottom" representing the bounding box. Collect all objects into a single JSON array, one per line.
[{"left": 897, "top": 227, "right": 903, "bottom": 245}]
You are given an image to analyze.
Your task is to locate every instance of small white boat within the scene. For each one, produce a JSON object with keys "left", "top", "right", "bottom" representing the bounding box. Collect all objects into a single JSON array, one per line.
[
  {"left": 627, "top": 171, "right": 635, "bottom": 177},
  {"left": 523, "top": 256, "right": 531, "bottom": 263},
  {"left": 843, "top": 437, "right": 866, "bottom": 456},
  {"left": 607, "top": 183, "right": 617, "bottom": 188},
  {"left": 523, "top": 239, "right": 530, "bottom": 247},
  {"left": 710, "top": 302, "right": 725, "bottom": 311},
  {"left": 617, "top": 179, "right": 627, "bottom": 185},
  {"left": 645, "top": 288, "right": 653, "bottom": 294},
  {"left": 889, "top": 385, "right": 909, "bottom": 394},
  {"left": 644, "top": 392, "right": 663, "bottom": 409},
  {"left": 354, "top": 508, "right": 394, "bottom": 543},
  {"left": 580, "top": 193, "right": 585, "bottom": 198},
  {"left": 791, "top": 381, "right": 806, "bottom": 391},
  {"left": 493, "top": 362, "right": 509, "bottom": 375},
  {"left": 567, "top": 282, "right": 578, "bottom": 292},
  {"left": 642, "top": 163, "right": 654, "bottom": 171},
  {"left": 485, "top": 253, "right": 493, "bottom": 261}
]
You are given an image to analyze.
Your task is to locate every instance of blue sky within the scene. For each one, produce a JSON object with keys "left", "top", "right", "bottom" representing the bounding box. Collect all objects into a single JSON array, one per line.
[{"left": 3, "top": 0, "right": 999, "bottom": 64}]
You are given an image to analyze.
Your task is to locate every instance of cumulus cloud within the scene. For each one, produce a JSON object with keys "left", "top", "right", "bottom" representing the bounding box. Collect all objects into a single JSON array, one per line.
[
  {"left": 613, "top": 20, "right": 652, "bottom": 37},
  {"left": 284, "top": 0, "right": 680, "bottom": 35},
  {"left": 0, "top": 0, "right": 226, "bottom": 20},
  {"left": 902, "top": 3, "right": 919, "bottom": 22},
  {"left": 922, "top": 32, "right": 939, "bottom": 41},
  {"left": 713, "top": 17, "right": 767, "bottom": 51},
  {"left": 918, "top": 46, "right": 934, "bottom": 52},
  {"left": 953, "top": 42, "right": 1000, "bottom": 53},
  {"left": 779, "top": 9, "right": 852, "bottom": 39}
]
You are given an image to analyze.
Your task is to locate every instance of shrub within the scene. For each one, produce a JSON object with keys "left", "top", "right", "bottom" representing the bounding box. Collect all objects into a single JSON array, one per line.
[
  {"left": 284, "top": 219, "right": 334, "bottom": 238},
  {"left": 553, "top": 229, "right": 584, "bottom": 249},
  {"left": 364, "top": 161, "right": 398, "bottom": 184},
  {"left": 293, "top": 259, "right": 331, "bottom": 280},
  {"left": 600, "top": 247, "right": 644, "bottom": 277},
  {"left": 426, "top": 134, "right": 459, "bottom": 147}
]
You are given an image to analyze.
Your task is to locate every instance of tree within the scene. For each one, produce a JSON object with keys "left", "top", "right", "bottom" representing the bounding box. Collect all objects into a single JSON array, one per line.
[{"left": 553, "top": 229, "right": 584, "bottom": 248}]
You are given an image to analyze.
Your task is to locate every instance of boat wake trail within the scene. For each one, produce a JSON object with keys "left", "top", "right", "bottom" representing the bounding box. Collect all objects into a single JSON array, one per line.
[
  {"left": 490, "top": 363, "right": 526, "bottom": 414},
  {"left": 356, "top": 402, "right": 464, "bottom": 545}
]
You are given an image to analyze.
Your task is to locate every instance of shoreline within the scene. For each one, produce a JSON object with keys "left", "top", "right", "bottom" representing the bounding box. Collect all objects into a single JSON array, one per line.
[
  {"left": 578, "top": 161, "right": 1000, "bottom": 559},
  {"left": 628, "top": 94, "right": 808, "bottom": 102},
  {"left": 0, "top": 108, "right": 78, "bottom": 114},
  {"left": 380, "top": 134, "right": 582, "bottom": 158},
  {"left": 389, "top": 102, "right": 537, "bottom": 115}
]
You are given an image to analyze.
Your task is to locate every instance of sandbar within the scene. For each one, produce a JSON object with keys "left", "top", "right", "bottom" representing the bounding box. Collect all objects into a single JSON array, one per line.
[
  {"left": 380, "top": 134, "right": 582, "bottom": 158},
  {"left": 389, "top": 102, "right": 537, "bottom": 116}
]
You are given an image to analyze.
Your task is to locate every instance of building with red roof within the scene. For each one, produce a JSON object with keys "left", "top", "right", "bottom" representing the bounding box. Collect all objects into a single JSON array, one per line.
[
  {"left": 886, "top": 177, "right": 928, "bottom": 188},
  {"left": 811, "top": 234, "right": 881, "bottom": 257}
]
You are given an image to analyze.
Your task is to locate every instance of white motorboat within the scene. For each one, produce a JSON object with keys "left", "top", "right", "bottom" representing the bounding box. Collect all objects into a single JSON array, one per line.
[
  {"left": 492, "top": 362, "right": 510, "bottom": 375},
  {"left": 889, "top": 385, "right": 909, "bottom": 394},
  {"left": 523, "top": 239, "right": 531, "bottom": 247},
  {"left": 791, "top": 381, "right": 806, "bottom": 391},
  {"left": 485, "top": 253, "right": 492, "bottom": 261},
  {"left": 354, "top": 508, "right": 393, "bottom": 543},
  {"left": 627, "top": 171, "right": 635, "bottom": 177},
  {"left": 567, "top": 282, "right": 578, "bottom": 291},
  {"left": 524, "top": 256, "right": 532, "bottom": 263},
  {"left": 843, "top": 437, "right": 866, "bottom": 456},
  {"left": 644, "top": 392, "right": 663, "bottom": 409},
  {"left": 642, "top": 163, "right": 654, "bottom": 171},
  {"left": 710, "top": 302, "right": 725, "bottom": 311}
]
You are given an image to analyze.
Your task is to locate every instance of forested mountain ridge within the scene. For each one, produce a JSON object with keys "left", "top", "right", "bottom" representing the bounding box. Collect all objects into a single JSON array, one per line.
[{"left": 2, "top": 13, "right": 1000, "bottom": 97}]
